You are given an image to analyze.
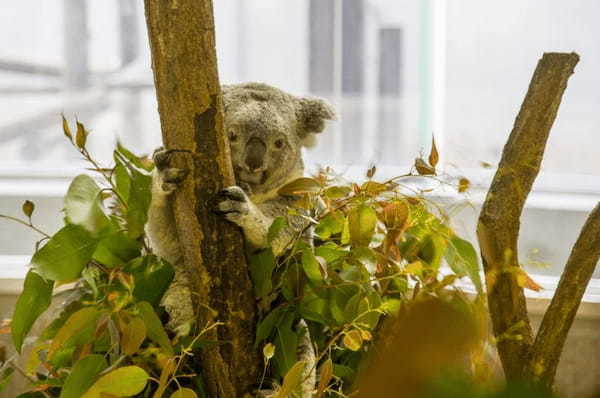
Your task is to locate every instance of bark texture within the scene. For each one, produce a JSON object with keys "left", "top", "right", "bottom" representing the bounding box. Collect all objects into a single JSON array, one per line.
[
  {"left": 477, "top": 52, "right": 579, "bottom": 378},
  {"left": 144, "top": 2, "right": 260, "bottom": 396},
  {"left": 527, "top": 203, "right": 600, "bottom": 385}
]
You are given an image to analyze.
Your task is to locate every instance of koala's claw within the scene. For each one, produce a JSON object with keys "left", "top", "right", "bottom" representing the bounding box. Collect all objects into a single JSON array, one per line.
[
  {"left": 214, "top": 186, "right": 250, "bottom": 221},
  {"left": 218, "top": 186, "right": 248, "bottom": 202}
]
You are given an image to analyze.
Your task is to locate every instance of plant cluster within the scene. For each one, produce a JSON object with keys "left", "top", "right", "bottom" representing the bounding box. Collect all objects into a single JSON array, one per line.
[{"left": 0, "top": 121, "right": 552, "bottom": 398}]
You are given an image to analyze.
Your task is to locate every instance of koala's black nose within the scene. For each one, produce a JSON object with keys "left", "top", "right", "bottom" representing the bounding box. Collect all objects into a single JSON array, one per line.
[{"left": 245, "top": 137, "right": 266, "bottom": 172}]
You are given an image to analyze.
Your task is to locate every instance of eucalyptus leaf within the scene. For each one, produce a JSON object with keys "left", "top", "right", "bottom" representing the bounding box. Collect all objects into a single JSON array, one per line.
[
  {"left": 127, "top": 256, "right": 174, "bottom": 306},
  {"left": 446, "top": 237, "right": 483, "bottom": 294},
  {"left": 64, "top": 174, "right": 109, "bottom": 234},
  {"left": 249, "top": 249, "right": 276, "bottom": 297},
  {"left": 60, "top": 355, "right": 107, "bottom": 398},
  {"left": 92, "top": 230, "right": 141, "bottom": 267},
  {"left": 12, "top": 270, "right": 53, "bottom": 352},
  {"left": 138, "top": 301, "right": 173, "bottom": 355},
  {"left": 302, "top": 248, "right": 323, "bottom": 284},
  {"left": 81, "top": 366, "right": 149, "bottom": 398},
  {"left": 348, "top": 204, "right": 377, "bottom": 247},
  {"left": 31, "top": 224, "right": 99, "bottom": 280}
]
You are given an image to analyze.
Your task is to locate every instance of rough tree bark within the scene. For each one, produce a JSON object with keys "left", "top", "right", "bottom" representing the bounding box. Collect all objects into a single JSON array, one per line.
[
  {"left": 144, "top": 1, "right": 260, "bottom": 396},
  {"left": 477, "top": 52, "right": 579, "bottom": 380},
  {"left": 527, "top": 204, "right": 600, "bottom": 385}
]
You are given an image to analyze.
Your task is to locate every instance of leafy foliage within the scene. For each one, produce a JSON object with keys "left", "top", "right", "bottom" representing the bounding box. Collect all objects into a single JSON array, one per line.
[
  {"left": 250, "top": 155, "right": 488, "bottom": 396},
  {"left": 2, "top": 121, "right": 491, "bottom": 397},
  {"left": 2, "top": 119, "right": 209, "bottom": 397}
]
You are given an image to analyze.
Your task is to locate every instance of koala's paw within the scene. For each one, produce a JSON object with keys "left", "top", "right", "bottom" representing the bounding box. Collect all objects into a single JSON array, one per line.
[
  {"left": 214, "top": 186, "right": 250, "bottom": 224},
  {"left": 153, "top": 147, "right": 189, "bottom": 195}
]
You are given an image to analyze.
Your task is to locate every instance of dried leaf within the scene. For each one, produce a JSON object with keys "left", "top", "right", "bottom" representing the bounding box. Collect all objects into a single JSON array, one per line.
[
  {"left": 516, "top": 268, "right": 543, "bottom": 292},
  {"left": 414, "top": 158, "right": 435, "bottom": 175},
  {"left": 76, "top": 121, "right": 87, "bottom": 149},
  {"left": 22, "top": 200, "right": 35, "bottom": 218},
  {"left": 366, "top": 165, "right": 376, "bottom": 179},
  {"left": 428, "top": 136, "right": 439, "bottom": 167},
  {"left": 458, "top": 177, "right": 470, "bottom": 193},
  {"left": 479, "top": 161, "right": 493, "bottom": 169},
  {"left": 62, "top": 114, "right": 73, "bottom": 141}
]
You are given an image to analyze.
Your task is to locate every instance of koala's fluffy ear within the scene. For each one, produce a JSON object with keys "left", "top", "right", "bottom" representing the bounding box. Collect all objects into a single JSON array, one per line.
[{"left": 296, "top": 97, "right": 336, "bottom": 147}]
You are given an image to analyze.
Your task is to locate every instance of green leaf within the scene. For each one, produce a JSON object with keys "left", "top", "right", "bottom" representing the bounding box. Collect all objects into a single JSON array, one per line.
[
  {"left": 138, "top": 301, "right": 173, "bottom": 355},
  {"left": 48, "top": 307, "right": 100, "bottom": 361},
  {"left": 0, "top": 368, "right": 14, "bottom": 392},
  {"left": 12, "top": 270, "right": 53, "bottom": 352},
  {"left": 255, "top": 306, "right": 287, "bottom": 345},
  {"left": 117, "top": 142, "right": 153, "bottom": 172},
  {"left": 60, "top": 355, "right": 107, "bottom": 398},
  {"left": 348, "top": 204, "right": 377, "bottom": 247},
  {"left": 64, "top": 175, "right": 109, "bottom": 234},
  {"left": 31, "top": 224, "right": 99, "bottom": 280},
  {"left": 127, "top": 256, "right": 174, "bottom": 307},
  {"left": 446, "top": 237, "right": 483, "bottom": 294},
  {"left": 113, "top": 161, "right": 131, "bottom": 203},
  {"left": 125, "top": 167, "right": 152, "bottom": 239},
  {"left": 92, "top": 230, "right": 141, "bottom": 267},
  {"left": 315, "top": 212, "right": 344, "bottom": 240},
  {"left": 82, "top": 366, "right": 149, "bottom": 398},
  {"left": 249, "top": 249, "right": 276, "bottom": 297},
  {"left": 419, "top": 234, "right": 447, "bottom": 270},
  {"left": 302, "top": 248, "right": 323, "bottom": 284},
  {"left": 299, "top": 284, "right": 329, "bottom": 323},
  {"left": 268, "top": 216, "right": 288, "bottom": 244},
  {"left": 273, "top": 312, "right": 298, "bottom": 378}
]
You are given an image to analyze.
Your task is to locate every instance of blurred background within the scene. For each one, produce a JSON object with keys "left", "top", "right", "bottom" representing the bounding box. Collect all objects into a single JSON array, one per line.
[{"left": 0, "top": 1, "right": 599, "bottom": 395}]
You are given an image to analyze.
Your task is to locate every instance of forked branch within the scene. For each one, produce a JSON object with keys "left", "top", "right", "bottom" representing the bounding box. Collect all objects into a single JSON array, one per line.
[{"left": 477, "top": 52, "right": 579, "bottom": 378}]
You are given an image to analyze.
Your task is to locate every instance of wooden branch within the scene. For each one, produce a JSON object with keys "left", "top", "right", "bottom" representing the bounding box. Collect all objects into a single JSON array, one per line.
[
  {"left": 144, "top": 1, "right": 260, "bottom": 396},
  {"left": 477, "top": 52, "right": 579, "bottom": 378},
  {"left": 527, "top": 203, "right": 600, "bottom": 385}
]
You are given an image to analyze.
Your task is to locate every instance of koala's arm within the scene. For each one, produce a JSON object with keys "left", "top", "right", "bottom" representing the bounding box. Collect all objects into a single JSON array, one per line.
[
  {"left": 216, "top": 187, "right": 306, "bottom": 255},
  {"left": 145, "top": 152, "right": 195, "bottom": 336}
]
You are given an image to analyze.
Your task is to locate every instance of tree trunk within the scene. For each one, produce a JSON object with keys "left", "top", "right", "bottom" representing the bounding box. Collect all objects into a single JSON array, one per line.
[
  {"left": 477, "top": 52, "right": 579, "bottom": 379},
  {"left": 143, "top": 1, "right": 260, "bottom": 396}
]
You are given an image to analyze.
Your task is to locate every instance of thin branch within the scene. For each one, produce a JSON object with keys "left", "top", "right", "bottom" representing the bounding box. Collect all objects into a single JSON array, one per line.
[
  {"left": 477, "top": 52, "right": 579, "bottom": 378},
  {"left": 527, "top": 203, "right": 600, "bottom": 385},
  {"left": 0, "top": 214, "right": 50, "bottom": 238}
]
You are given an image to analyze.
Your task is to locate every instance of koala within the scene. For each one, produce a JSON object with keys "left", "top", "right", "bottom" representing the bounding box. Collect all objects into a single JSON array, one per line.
[
  {"left": 146, "top": 82, "right": 334, "bottom": 397},
  {"left": 146, "top": 83, "right": 334, "bottom": 334}
]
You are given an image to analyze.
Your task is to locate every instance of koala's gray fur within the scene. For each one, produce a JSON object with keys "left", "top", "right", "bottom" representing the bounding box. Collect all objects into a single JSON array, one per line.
[{"left": 145, "top": 82, "right": 335, "bottom": 396}]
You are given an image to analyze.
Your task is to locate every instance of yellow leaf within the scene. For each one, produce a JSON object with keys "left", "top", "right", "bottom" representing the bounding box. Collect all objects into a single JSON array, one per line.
[
  {"left": 343, "top": 330, "right": 363, "bottom": 351},
  {"left": 82, "top": 366, "right": 149, "bottom": 398},
  {"left": 48, "top": 307, "right": 99, "bottom": 361},
  {"left": 277, "top": 177, "right": 321, "bottom": 196},
  {"left": 274, "top": 361, "right": 306, "bottom": 398},
  {"left": 170, "top": 388, "right": 198, "bottom": 398},
  {"left": 263, "top": 343, "right": 275, "bottom": 360},
  {"left": 315, "top": 358, "right": 333, "bottom": 398}
]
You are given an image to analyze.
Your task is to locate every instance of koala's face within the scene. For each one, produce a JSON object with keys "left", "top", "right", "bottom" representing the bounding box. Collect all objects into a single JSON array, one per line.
[{"left": 222, "top": 83, "right": 336, "bottom": 195}]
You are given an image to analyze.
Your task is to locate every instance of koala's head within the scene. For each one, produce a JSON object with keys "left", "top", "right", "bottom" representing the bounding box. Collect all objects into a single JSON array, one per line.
[{"left": 222, "top": 82, "right": 336, "bottom": 196}]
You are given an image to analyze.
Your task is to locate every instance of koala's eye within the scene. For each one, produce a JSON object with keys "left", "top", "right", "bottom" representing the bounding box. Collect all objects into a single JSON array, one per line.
[
  {"left": 229, "top": 132, "right": 238, "bottom": 142},
  {"left": 274, "top": 139, "right": 284, "bottom": 149}
]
